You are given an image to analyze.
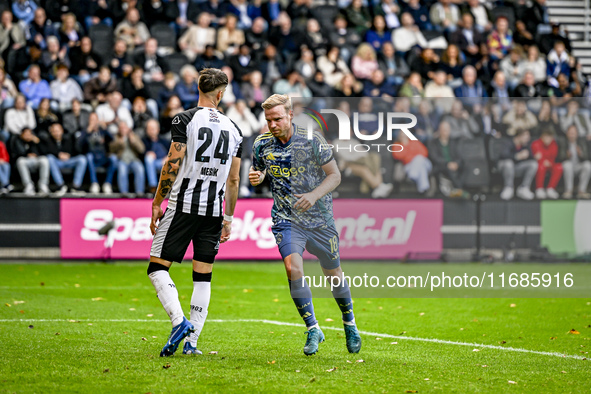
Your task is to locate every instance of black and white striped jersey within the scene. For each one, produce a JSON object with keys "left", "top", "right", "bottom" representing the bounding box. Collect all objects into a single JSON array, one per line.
[{"left": 167, "top": 106, "right": 243, "bottom": 216}]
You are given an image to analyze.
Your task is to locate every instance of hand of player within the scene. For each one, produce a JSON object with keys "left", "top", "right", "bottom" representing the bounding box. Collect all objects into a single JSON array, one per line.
[
  {"left": 294, "top": 192, "right": 318, "bottom": 212},
  {"left": 220, "top": 220, "right": 232, "bottom": 243},
  {"left": 150, "top": 204, "right": 164, "bottom": 235},
  {"left": 249, "top": 169, "right": 265, "bottom": 186}
]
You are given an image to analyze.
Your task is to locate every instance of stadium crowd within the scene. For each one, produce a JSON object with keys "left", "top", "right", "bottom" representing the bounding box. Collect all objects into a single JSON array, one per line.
[{"left": 0, "top": 0, "right": 590, "bottom": 201}]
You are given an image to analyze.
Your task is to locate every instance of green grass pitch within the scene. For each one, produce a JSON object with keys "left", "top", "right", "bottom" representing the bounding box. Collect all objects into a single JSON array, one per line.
[{"left": 0, "top": 262, "right": 590, "bottom": 393}]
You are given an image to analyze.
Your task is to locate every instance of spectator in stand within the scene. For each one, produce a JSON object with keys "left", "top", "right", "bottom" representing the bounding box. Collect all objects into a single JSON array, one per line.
[
  {"left": 514, "top": 71, "right": 545, "bottom": 99},
  {"left": 441, "top": 44, "right": 465, "bottom": 87},
  {"left": 142, "top": 119, "right": 169, "bottom": 195},
  {"left": 424, "top": 70, "right": 455, "bottom": 112},
  {"left": 441, "top": 99, "right": 480, "bottom": 139},
  {"left": 428, "top": 120, "right": 469, "bottom": 198},
  {"left": 518, "top": 45, "right": 547, "bottom": 84},
  {"left": 58, "top": 13, "right": 81, "bottom": 48},
  {"left": 487, "top": 16, "right": 513, "bottom": 61},
  {"left": 335, "top": 73, "right": 363, "bottom": 98},
  {"left": 462, "top": 0, "right": 491, "bottom": 33},
  {"left": 143, "top": 0, "right": 179, "bottom": 27},
  {"left": 392, "top": 132, "right": 432, "bottom": 193},
  {"left": 227, "top": 44, "right": 258, "bottom": 82},
  {"left": 12, "top": 0, "right": 37, "bottom": 28},
  {"left": 502, "top": 100, "right": 538, "bottom": 137},
  {"left": 0, "top": 67, "right": 18, "bottom": 109},
  {"left": 121, "top": 67, "right": 158, "bottom": 116},
  {"left": 133, "top": 37, "right": 167, "bottom": 84},
  {"left": 0, "top": 10, "right": 25, "bottom": 63},
  {"left": 560, "top": 99, "right": 591, "bottom": 138},
  {"left": 4, "top": 94, "right": 36, "bottom": 138},
  {"left": 27, "top": 7, "right": 57, "bottom": 51},
  {"left": 411, "top": 47, "right": 440, "bottom": 83},
  {"left": 329, "top": 14, "right": 362, "bottom": 64},
  {"left": 497, "top": 128, "right": 537, "bottom": 200},
  {"left": 62, "top": 99, "right": 90, "bottom": 135},
  {"left": 413, "top": 100, "right": 439, "bottom": 141},
  {"left": 96, "top": 91, "right": 134, "bottom": 136},
  {"left": 114, "top": 7, "right": 150, "bottom": 51},
  {"left": 286, "top": 0, "right": 311, "bottom": 31},
  {"left": 500, "top": 46, "right": 524, "bottom": 90},
  {"left": 363, "top": 69, "right": 396, "bottom": 98},
  {"left": 378, "top": 41, "right": 410, "bottom": 87},
  {"left": 77, "top": 112, "right": 116, "bottom": 195},
  {"left": 109, "top": 120, "right": 145, "bottom": 196},
  {"left": 11, "top": 127, "right": 49, "bottom": 196},
  {"left": 547, "top": 41, "right": 574, "bottom": 86},
  {"left": 449, "top": 13, "right": 484, "bottom": 64},
  {"left": 241, "top": 70, "right": 269, "bottom": 113},
  {"left": 402, "top": 0, "right": 432, "bottom": 31},
  {"left": 178, "top": 12, "right": 216, "bottom": 62},
  {"left": 513, "top": 20, "right": 535, "bottom": 50},
  {"left": 269, "top": 12, "right": 303, "bottom": 64},
  {"left": 41, "top": 122, "right": 87, "bottom": 196},
  {"left": 50, "top": 64, "right": 83, "bottom": 112},
  {"left": 170, "top": 0, "right": 200, "bottom": 33},
  {"left": 474, "top": 42, "right": 494, "bottom": 87},
  {"left": 454, "top": 65, "right": 487, "bottom": 105},
  {"left": 82, "top": 0, "right": 118, "bottom": 30},
  {"left": 302, "top": 18, "right": 328, "bottom": 57},
  {"left": 365, "top": 15, "right": 392, "bottom": 51},
  {"left": 69, "top": 36, "right": 102, "bottom": 86},
  {"left": 83, "top": 66, "right": 118, "bottom": 105},
  {"left": 109, "top": 39, "right": 133, "bottom": 80},
  {"left": 534, "top": 100, "right": 559, "bottom": 138},
  {"left": 159, "top": 95, "right": 183, "bottom": 137},
  {"left": 19, "top": 64, "right": 51, "bottom": 110},
  {"left": 156, "top": 72, "right": 177, "bottom": 112},
  {"left": 0, "top": 138, "right": 12, "bottom": 194},
  {"left": 531, "top": 128, "right": 562, "bottom": 199},
  {"left": 430, "top": 0, "right": 460, "bottom": 34},
  {"left": 343, "top": 0, "right": 372, "bottom": 35},
  {"left": 550, "top": 73, "right": 576, "bottom": 107},
  {"left": 174, "top": 65, "right": 200, "bottom": 109},
  {"left": 40, "top": 36, "right": 70, "bottom": 81},
  {"left": 273, "top": 70, "right": 312, "bottom": 99},
  {"left": 258, "top": 44, "right": 287, "bottom": 87},
  {"left": 294, "top": 48, "right": 316, "bottom": 81},
  {"left": 245, "top": 17, "right": 268, "bottom": 55},
  {"left": 398, "top": 72, "right": 425, "bottom": 101},
  {"left": 374, "top": 0, "right": 400, "bottom": 30},
  {"left": 195, "top": 45, "right": 225, "bottom": 71},
  {"left": 351, "top": 43, "right": 379, "bottom": 81},
  {"left": 539, "top": 22, "right": 571, "bottom": 55},
  {"left": 559, "top": 124, "right": 591, "bottom": 199},
  {"left": 226, "top": 99, "right": 259, "bottom": 196},
  {"left": 392, "top": 12, "right": 428, "bottom": 54},
  {"left": 488, "top": 71, "right": 511, "bottom": 110},
  {"left": 217, "top": 13, "right": 245, "bottom": 55},
  {"left": 317, "top": 46, "right": 351, "bottom": 88},
  {"left": 35, "top": 98, "right": 59, "bottom": 135}
]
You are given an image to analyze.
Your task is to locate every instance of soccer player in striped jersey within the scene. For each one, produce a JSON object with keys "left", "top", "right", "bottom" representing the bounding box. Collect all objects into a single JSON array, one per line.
[
  {"left": 249, "top": 94, "right": 361, "bottom": 355},
  {"left": 147, "top": 68, "right": 243, "bottom": 357}
]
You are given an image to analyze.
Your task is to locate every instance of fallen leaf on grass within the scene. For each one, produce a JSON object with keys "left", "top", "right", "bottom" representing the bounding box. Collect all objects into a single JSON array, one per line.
[
  {"left": 325, "top": 318, "right": 334, "bottom": 322},
  {"left": 132, "top": 298, "right": 139, "bottom": 302},
  {"left": 103, "top": 369, "right": 109, "bottom": 373},
  {"left": 146, "top": 314, "right": 153, "bottom": 317},
  {"left": 356, "top": 359, "right": 364, "bottom": 363},
  {"left": 570, "top": 329, "right": 580, "bottom": 334},
  {"left": 74, "top": 284, "right": 80, "bottom": 288},
  {"left": 550, "top": 337, "right": 557, "bottom": 340},
  {"left": 295, "top": 370, "right": 300, "bottom": 372},
  {"left": 326, "top": 367, "right": 337, "bottom": 372},
  {"left": 13, "top": 300, "right": 25, "bottom": 304},
  {"left": 40, "top": 282, "right": 44, "bottom": 286},
  {"left": 209, "top": 351, "right": 218, "bottom": 355},
  {"left": 4, "top": 303, "right": 10, "bottom": 307},
  {"left": 19, "top": 310, "right": 24, "bottom": 314},
  {"left": 88, "top": 323, "right": 93, "bottom": 326},
  {"left": 273, "top": 299, "right": 279, "bottom": 302},
  {"left": 405, "top": 390, "right": 417, "bottom": 393},
  {"left": 91, "top": 297, "right": 104, "bottom": 301},
  {"left": 28, "top": 325, "right": 34, "bottom": 329},
  {"left": 346, "top": 360, "right": 352, "bottom": 363},
  {"left": 424, "top": 378, "right": 430, "bottom": 381},
  {"left": 509, "top": 304, "right": 516, "bottom": 308},
  {"left": 482, "top": 365, "right": 488, "bottom": 368},
  {"left": 141, "top": 337, "right": 147, "bottom": 341},
  {"left": 267, "top": 360, "right": 276, "bottom": 364},
  {"left": 123, "top": 332, "right": 128, "bottom": 334},
  {"left": 561, "top": 371, "right": 567, "bottom": 373},
  {"left": 473, "top": 349, "right": 480, "bottom": 352},
  {"left": 499, "top": 341, "right": 507, "bottom": 344},
  {"left": 152, "top": 336, "right": 157, "bottom": 339},
  {"left": 242, "top": 289, "right": 253, "bottom": 293},
  {"left": 508, "top": 380, "right": 517, "bottom": 384},
  {"left": 376, "top": 338, "right": 383, "bottom": 341},
  {"left": 55, "top": 332, "right": 60, "bottom": 335},
  {"left": 419, "top": 312, "right": 425, "bottom": 316},
  {"left": 309, "top": 377, "right": 316, "bottom": 383},
  {"left": 129, "top": 308, "right": 136, "bottom": 311},
  {"left": 163, "top": 364, "right": 171, "bottom": 369},
  {"left": 390, "top": 342, "right": 398, "bottom": 345}
]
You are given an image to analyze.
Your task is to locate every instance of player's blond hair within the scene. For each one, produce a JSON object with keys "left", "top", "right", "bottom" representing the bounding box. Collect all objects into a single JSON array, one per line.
[{"left": 261, "top": 94, "right": 292, "bottom": 114}]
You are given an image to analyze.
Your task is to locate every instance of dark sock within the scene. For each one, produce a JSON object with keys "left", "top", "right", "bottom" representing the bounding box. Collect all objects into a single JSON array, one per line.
[
  {"left": 331, "top": 277, "right": 355, "bottom": 323},
  {"left": 289, "top": 277, "right": 317, "bottom": 328}
]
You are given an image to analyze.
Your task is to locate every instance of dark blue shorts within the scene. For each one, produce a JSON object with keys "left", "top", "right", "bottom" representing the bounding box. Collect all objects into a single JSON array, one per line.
[{"left": 272, "top": 222, "right": 341, "bottom": 269}]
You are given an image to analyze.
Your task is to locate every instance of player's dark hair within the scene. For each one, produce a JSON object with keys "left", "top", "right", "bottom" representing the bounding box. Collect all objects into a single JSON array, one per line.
[{"left": 198, "top": 68, "right": 229, "bottom": 94}]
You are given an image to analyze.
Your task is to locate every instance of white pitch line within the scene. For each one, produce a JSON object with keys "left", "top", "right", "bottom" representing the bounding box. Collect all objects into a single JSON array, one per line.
[{"left": 0, "top": 318, "right": 587, "bottom": 361}]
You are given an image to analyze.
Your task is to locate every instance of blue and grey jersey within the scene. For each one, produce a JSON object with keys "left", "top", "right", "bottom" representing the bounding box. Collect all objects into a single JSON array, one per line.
[{"left": 252, "top": 124, "right": 334, "bottom": 228}]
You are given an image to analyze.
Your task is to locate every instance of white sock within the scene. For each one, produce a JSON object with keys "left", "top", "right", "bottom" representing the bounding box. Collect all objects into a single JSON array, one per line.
[
  {"left": 307, "top": 323, "right": 320, "bottom": 331},
  {"left": 187, "top": 281, "right": 211, "bottom": 346},
  {"left": 148, "top": 270, "right": 184, "bottom": 327},
  {"left": 343, "top": 319, "right": 356, "bottom": 326}
]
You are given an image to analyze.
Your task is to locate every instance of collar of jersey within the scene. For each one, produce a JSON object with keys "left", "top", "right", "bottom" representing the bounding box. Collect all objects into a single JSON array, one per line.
[{"left": 275, "top": 124, "right": 295, "bottom": 148}]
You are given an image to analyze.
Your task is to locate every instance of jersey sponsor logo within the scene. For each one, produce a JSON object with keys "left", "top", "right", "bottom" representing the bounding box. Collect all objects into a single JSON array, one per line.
[
  {"left": 335, "top": 211, "right": 416, "bottom": 247},
  {"left": 172, "top": 116, "right": 181, "bottom": 125},
  {"left": 80, "top": 209, "right": 152, "bottom": 245},
  {"left": 200, "top": 167, "right": 219, "bottom": 177},
  {"left": 269, "top": 165, "right": 306, "bottom": 178}
]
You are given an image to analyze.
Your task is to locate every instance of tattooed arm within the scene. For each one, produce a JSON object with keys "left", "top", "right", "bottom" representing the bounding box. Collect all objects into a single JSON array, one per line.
[{"left": 150, "top": 141, "right": 187, "bottom": 235}]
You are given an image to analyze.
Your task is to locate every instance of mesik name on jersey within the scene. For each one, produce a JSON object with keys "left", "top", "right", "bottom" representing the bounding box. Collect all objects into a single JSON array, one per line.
[{"left": 200, "top": 167, "right": 219, "bottom": 176}]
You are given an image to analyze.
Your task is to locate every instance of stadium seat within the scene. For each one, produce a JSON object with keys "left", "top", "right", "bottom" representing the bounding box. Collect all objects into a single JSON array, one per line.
[
  {"left": 459, "top": 137, "right": 490, "bottom": 188},
  {"left": 163, "top": 53, "right": 189, "bottom": 75},
  {"left": 150, "top": 23, "right": 177, "bottom": 56},
  {"left": 89, "top": 24, "right": 115, "bottom": 65}
]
